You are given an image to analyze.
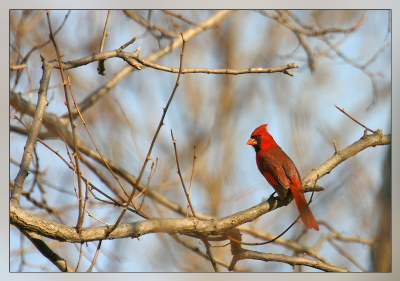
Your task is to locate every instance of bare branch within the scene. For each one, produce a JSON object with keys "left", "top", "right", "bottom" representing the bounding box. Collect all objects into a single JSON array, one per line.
[
  {"left": 22, "top": 230, "right": 73, "bottom": 272},
  {"left": 335, "top": 104, "right": 375, "bottom": 133},
  {"left": 11, "top": 56, "right": 52, "bottom": 206},
  {"left": 123, "top": 10, "right": 180, "bottom": 38},
  {"left": 10, "top": 197, "right": 282, "bottom": 243},
  {"left": 172, "top": 235, "right": 245, "bottom": 271},
  {"left": 87, "top": 240, "right": 103, "bottom": 272},
  {"left": 303, "top": 131, "right": 391, "bottom": 190},
  {"left": 51, "top": 48, "right": 299, "bottom": 76},
  {"left": 63, "top": 10, "right": 234, "bottom": 119},
  {"left": 260, "top": 10, "right": 365, "bottom": 37},
  {"left": 228, "top": 249, "right": 349, "bottom": 272},
  {"left": 97, "top": 10, "right": 111, "bottom": 75},
  {"left": 171, "top": 129, "right": 197, "bottom": 217},
  {"left": 47, "top": 11, "right": 85, "bottom": 234}
]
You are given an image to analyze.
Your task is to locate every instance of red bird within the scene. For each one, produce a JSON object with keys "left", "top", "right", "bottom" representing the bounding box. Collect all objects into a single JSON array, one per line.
[{"left": 247, "top": 124, "right": 319, "bottom": 231}]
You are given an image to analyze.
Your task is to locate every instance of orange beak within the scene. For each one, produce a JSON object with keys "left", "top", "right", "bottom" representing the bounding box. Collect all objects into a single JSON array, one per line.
[{"left": 247, "top": 138, "right": 257, "bottom": 146}]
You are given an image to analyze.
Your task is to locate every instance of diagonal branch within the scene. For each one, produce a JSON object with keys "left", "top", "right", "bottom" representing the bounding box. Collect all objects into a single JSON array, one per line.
[
  {"left": 170, "top": 129, "right": 197, "bottom": 217},
  {"left": 11, "top": 56, "right": 52, "bottom": 206},
  {"left": 21, "top": 230, "right": 73, "bottom": 272},
  {"left": 334, "top": 104, "right": 375, "bottom": 133},
  {"left": 105, "top": 33, "right": 186, "bottom": 236},
  {"left": 46, "top": 11, "right": 85, "bottom": 234},
  {"left": 303, "top": 131, "right": 390, "bottom": 191}
]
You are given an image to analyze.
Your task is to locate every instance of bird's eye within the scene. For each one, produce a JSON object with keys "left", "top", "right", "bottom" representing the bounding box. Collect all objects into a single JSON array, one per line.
[{"left": 255, "top": 135, "right": 261, "bottom": 140}]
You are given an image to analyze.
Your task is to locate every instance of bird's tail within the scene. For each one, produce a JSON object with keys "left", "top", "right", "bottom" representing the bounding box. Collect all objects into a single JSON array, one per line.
[{"left": 291, "top": 187, "right": 319, "bottom": 231}]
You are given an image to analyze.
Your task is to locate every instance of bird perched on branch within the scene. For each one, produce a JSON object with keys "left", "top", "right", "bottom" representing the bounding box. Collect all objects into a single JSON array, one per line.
[{"left": 247, "top": 124, "right": 319, "bottom": 231}]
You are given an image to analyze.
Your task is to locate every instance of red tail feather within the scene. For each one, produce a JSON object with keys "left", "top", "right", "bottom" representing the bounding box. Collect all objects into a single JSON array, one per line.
[{"left": 291, "top": 188, "right": 319, "bottom": 231}]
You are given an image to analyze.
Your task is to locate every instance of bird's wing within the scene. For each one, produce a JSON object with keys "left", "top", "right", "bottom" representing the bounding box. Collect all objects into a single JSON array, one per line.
[{"left": 257, "top": 151, "right": 291, "bottom": 199}]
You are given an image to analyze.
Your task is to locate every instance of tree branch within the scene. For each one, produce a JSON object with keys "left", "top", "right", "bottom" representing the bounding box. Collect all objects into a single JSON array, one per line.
[
  {"left": 228, "top": 249, "right": 349, "bottom": 272},
  {"left": 303, "top": 130, "right": 391, "bottom": 190},
  {"left": 21, "top": 230, "right": 73, "bottom": 272},
  {"left": 11, "top": 56, "right": 52, "bottom": 206},
  {"left": 10, "top": 195, "right": 282, "bottom": 243},
  {"left": 63, "top": 10, "right": 234, "bottom": 120},
  {"left": 51, "top": 48, "right": 298, "bottom": 77}
]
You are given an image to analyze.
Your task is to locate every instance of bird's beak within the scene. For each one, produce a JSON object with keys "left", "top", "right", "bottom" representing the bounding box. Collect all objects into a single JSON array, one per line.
[{"left": 247, "top": 138, "right": 257, "bottom": 146}]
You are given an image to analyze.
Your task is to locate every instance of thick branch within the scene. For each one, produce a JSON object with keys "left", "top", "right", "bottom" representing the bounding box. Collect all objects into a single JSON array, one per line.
[{"left": 10, "top": 196, "right": 282, "bottom": 243}]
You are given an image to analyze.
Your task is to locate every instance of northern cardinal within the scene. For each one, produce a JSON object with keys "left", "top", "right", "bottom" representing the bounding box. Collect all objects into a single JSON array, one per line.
[{"left": 247, "top": 124, "right": 319, "bottom": 231}]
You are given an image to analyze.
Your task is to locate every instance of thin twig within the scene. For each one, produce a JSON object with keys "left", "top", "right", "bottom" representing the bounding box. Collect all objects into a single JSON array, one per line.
[
  {"left": 36, "top": 138, "right": 141, "bottom": 218},
  {"left": 239, "top": 226, "right": 331, "bottom": 264},
  {"left": 187, "top": 145, "right": 197, "bottom": 215},
  {"left": 65, "top": 76, "right": 134, "bottom": 211},
  {"left": 105, "top": 33, "right": 187, "bottom": 237},
  {"left": 260, "top": 10, "right": 365, "bottom": 37},
  {"left": 81, "top": 179, "right": 91, "bottom": 228},
  {"left": 46, "top": 11, "right": 85, "bottom": 234},
  {"left": 328, "top": 239, "right": 367, "bottom": 271},
  {"left": 123, "top": 10, "right": 179, "bottom": 38},
  {"left": 161, "top": 10, "right": 198, "bottom": 26},
  {"left": 228, "top": 219, "right": 298, "bottom": 246},
  {"left": 118, "top": 36, "right": 137, "bottom": 52},
  {"left": 79, "top": 153, "right": 129, "bottom": 200},
  {"left": 319, "top": 221, "right": 374, "bottom": 245},
  {"left": 137, "top": 158, "right": 158, "bottom": 211},
  {"left": 111, "top": 94, "right": 139, "bottom": 149},
  {"left": 201, "top": 237, "right": 218, "bottom": 272},
  {"left": 170, "top": 129, "right": 197, "bottom": 217},
  {"left": 332, "top": 140, "right": 339, "bottom": 154},
  {"left": 171, "top": 235, "right": 245, "bottom": 271},
  {"left": 84, "top": 209, "right": 111, "bottom": 226},
  {"left": 97, "top": 10, "right": 111, "bottom": 75},
  {"left": 87, "top": 240, "right": 103, "bottom": 272},
  {"left": 13, "top": 10, "right": 71, "bottom": 89},
  {"left": 334, "top": 104, "right": 375, "bottom": 133},
  {"left": 75, "top": 244, "right": 83, "bottom": 272},
  {"left": 227, "top": 192, "right": 316, "bottom": 246}
]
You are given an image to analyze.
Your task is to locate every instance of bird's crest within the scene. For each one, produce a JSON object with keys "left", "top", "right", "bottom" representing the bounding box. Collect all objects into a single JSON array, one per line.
[{"left": 251, "top": 123, "right": 268, "bottom": 137}]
